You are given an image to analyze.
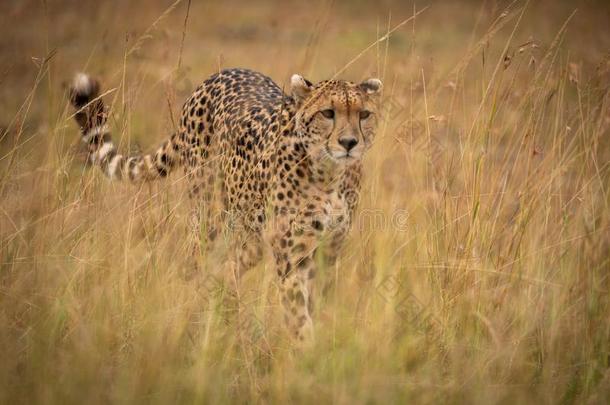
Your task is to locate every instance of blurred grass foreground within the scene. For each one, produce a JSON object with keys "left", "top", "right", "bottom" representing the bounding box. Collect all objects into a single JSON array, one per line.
[{"left": 0, "top": 0, "right": 609, "bottom": 403}]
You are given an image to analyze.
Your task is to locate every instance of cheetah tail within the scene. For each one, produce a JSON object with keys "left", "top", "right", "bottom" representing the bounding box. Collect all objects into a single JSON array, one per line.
[{"left": 68, "top": 73, "right": 182, "bottom": 182}]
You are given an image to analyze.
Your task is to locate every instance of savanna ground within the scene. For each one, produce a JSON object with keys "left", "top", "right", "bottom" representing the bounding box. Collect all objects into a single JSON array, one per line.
[{"left": 1, "top": 0, "right": 609, "bottom": 403}]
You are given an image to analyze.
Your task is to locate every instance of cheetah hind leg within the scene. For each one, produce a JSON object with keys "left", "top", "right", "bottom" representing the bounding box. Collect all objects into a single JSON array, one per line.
[
  {"left": 227, "top": 231, "right": 263, "bottom": 287},
  {"left": 183, "top": 167, "right": 223, "bottom": 280}
]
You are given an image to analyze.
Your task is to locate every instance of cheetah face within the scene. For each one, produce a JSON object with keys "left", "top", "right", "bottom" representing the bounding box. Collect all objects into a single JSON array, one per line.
[{"left": 291, "top": 75, "right": 382, "bottom": 165}]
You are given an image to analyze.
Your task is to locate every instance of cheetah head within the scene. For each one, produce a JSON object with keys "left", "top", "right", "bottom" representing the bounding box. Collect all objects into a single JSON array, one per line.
[{"left": 290, "top": 74, "right": 382, "bottom": 165}]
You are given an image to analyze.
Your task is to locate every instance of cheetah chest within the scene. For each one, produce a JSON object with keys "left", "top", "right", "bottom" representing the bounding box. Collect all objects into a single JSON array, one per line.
[{"left": 309, "top": 191, "right": 350, "bottom": 237}]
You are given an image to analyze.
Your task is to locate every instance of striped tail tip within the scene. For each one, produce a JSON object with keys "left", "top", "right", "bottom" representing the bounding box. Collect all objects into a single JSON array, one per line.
[{"left": 69, "top": 73, "right": 100, "bottom": 107}]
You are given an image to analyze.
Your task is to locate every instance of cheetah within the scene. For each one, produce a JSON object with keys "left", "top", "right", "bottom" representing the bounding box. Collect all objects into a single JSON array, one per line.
[{"left": 68, "top": 68, "right": 382, "bottom": 343}]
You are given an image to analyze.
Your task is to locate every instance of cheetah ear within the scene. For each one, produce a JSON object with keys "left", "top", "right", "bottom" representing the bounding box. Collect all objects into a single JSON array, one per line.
[
  {"left": 291, "top": 74, "right": 313, "bottom": 104},
  {"left": 359, "top": 78, "right": 383, "bottom": 96}
]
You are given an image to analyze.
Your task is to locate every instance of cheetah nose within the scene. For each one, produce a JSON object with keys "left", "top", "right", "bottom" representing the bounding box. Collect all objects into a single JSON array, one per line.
[{"left": 338, "top": 136, "right": 358, "bottom": 152}]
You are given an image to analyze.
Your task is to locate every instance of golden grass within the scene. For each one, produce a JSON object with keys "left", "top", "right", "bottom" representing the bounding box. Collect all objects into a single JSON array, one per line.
[{"left": 1, "top": 0, "right": 609, "bottom": 403}]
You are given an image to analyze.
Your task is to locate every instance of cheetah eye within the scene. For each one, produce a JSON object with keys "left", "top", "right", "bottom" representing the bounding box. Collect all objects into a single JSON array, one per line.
[
  {"left": 359, "top": 110, "right": 371, "bottom": 120},
  {"left": 320, "top": 109, "right": 335, "bottom": 119}
]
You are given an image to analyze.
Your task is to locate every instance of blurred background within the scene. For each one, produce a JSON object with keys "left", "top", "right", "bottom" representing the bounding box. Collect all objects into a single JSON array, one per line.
[
  {"left": 1, "top": 1, "right": 609, "bottom": 403},
  {"left": 1, "top": 0, "right": 608, "bottom": 127}
]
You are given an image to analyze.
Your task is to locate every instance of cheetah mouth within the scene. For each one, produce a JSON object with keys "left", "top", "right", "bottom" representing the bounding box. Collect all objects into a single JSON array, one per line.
[
  {"left": 328, "top": 148, "right": 359, "bottom": 161},
  {"left": 321, "top": 146, "right": 361, "bottom": 163}
]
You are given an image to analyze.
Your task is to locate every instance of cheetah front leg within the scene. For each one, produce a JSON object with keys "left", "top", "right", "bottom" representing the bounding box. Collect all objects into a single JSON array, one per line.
[
  {"left": 272, "top": 222, "right": 320, "bottom": 345},
  {"left": 318, "top": 224, "right": 350, "bottom": 268},
  {"left": 279, "top": 261, "right": 315, "bottom": 344}
]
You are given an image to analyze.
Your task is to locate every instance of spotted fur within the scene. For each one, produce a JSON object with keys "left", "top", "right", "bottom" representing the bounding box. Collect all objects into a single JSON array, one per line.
[{"left": 68, "top": 68, "right": 382, "bottom": 343}]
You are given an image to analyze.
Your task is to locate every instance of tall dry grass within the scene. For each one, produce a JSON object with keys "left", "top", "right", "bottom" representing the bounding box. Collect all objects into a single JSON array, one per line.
[{"left": 1, "top": 0, "right": 609, "bottom": 403}]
